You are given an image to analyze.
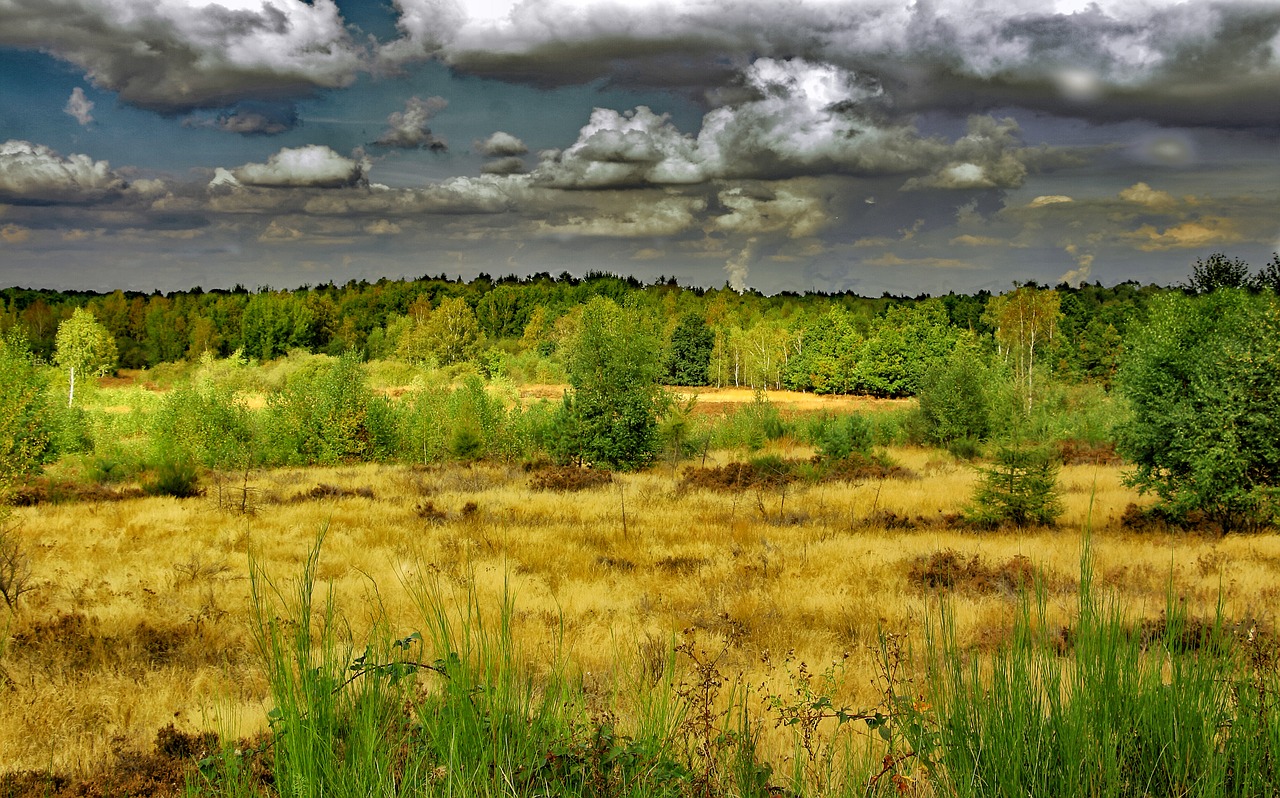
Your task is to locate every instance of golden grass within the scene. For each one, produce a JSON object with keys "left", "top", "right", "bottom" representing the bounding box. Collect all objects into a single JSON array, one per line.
[{"left": 4, "top": 449, "right": 1279, "bottom": 774}]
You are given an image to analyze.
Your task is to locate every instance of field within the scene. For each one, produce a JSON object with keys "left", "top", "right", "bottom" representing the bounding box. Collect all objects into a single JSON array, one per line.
[{"left": 4, "top": 398, "right": 1279, "bottom": 797}]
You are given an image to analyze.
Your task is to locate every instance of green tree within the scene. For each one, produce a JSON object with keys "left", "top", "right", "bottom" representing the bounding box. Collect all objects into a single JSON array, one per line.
[
  {"left": 1187, "top": 252, "right": 1252, "bottom": 294},
  {"left": 664, "top": 312, "right": 714, "bottom": 385},
  {"left": 0, "top": 331, "right": 52, "bottom": 495},
  {"left": 916, "top": 333, "right": 994, "bottom": 447},
  {"left": 1116, "top": 290, "right": 1280, "bottom": 532},
  {"left": 985, "top": 286, "right": 1061, "bottom": 413},
  {"left": 54, "top": 307, "right": 117, "bottom": 406},
  {"left": 965, "top": 443, "right": 1064, "bottom": 528},
  {"left": 398, "top": 297, "right": 482, "bottom": 366},
  {"left": 558, "top": 297, "right": 665, "bottom": 470}
]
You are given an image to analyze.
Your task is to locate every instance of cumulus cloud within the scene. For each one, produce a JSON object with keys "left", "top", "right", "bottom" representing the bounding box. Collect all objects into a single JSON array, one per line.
[
  {"left": 711, "top": 187, "right": 827, "bottom": 238},
  {"left": 1127, "top": 218, "right": 1243, "bottom": 251},
  {"left": 1119, "top": 182, "right": 1178, "bottom": 211},
  {"left": 536, "top": 195, "right": 706, "bottom": 238},
  {"left": 0, "top": 0, "right": 363, "bottom": 113},
  {"left": 481, "top": 156, "right": 527, "bottom": 175},
  {"left": 64, "top": 88, "right": 94, "bottom": 125},
  {"left": 533, "top": 60, "right": 1067, "bottom": 190},
  {"left": 0, "top": 140, "right": 125, "bottom": 203},
  {"left": 223, "top": 145, "right": 369, "bottom": 189},
  {"left": 374, "top": 96, "right": 448, "bottom": 150},
  {"left": 1, "top": 224, "right": 32, "bottom": 243},
  {"left": 301, "top": 175, "right": 531, "bottom": 215},
  {"left": 475, "top": 131, "right": 528, "bottom": 157},
  {"left": 400, "top": 0, "right": 1280, "bottom": 127}
]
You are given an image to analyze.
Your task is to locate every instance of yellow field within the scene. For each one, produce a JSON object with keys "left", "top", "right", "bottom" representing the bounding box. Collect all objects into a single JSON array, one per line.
[{"left": 4, "top": 447, "right": 1279, "bottom": 775}]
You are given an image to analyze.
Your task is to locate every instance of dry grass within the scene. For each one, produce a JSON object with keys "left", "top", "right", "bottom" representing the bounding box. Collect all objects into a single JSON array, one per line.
[{"left": 4, "top": 448, "right": 1279, "bottom": 776}]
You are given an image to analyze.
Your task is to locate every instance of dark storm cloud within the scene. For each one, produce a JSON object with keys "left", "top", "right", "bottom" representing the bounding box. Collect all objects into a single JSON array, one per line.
[
  {"left": 392, "top": 0, "right": 1280, "bottom": 128},
  {"left": 0, "top": 0, "right": 363, "bottom": 113}
]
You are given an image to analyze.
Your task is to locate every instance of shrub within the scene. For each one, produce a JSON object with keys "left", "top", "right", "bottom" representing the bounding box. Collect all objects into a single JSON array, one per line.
[
  {"left": 916, "top": 335, "right": 994, "bottom": 445},
  {"left": 807, "top": 412, "right": 873, "bottom": 461},
  {"left": 965, "top": 443, "right": 1064, "bottom": 528},
  {"left": 144, "top": 456, "right": 201, "bottom": 498},
  {"left": 260, "top": 352, "right": 387, "bottom": 465},
  {"left": 1116, "top": 290, "right": 1280, "bottom": 532}
]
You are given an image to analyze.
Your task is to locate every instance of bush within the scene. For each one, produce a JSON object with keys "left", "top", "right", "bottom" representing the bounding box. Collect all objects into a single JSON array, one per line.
[
  {"left": 965, "top": 443, "right": 1064, "bottom": 528},
  {"left": 916, "top": 336, "right": 994, "bottom": 445},
  {"left": 260, "top": 352, "right": 390, "bottom": 465},
  {"left": 807, "top": 413, "right": 873, "bottom": 461},
  {"left": 1116, "top": 290, "right": 1280, "bottom": 532},
  {"left": 149, "top": 380, "right": 254, "bottom": 469},
  {"left": 144, "top": 456, "right": 201, "bottom": 498},
  {"left": 712, "top": 391, "right": 787, "bottom": 452}
]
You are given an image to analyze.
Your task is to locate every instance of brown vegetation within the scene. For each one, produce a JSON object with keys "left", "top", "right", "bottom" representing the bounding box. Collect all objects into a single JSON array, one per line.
[{"left": 3, "top": 448, "right": 1279, "bottom": 782}]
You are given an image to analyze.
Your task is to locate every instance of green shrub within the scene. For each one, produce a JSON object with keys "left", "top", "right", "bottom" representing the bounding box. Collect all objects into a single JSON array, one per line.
[
  {"left": 807, "top": 413, "right": 873, "bottom": 461},
  {"left": 916, "top": 336, "right": 994, "bottom": 445},
  {"left": 965, "top": 443, "right": 1064, "bottom": 528},
  {"left": 712, "top": 391, "right": 788, "bottom": 451},
  {"left": 144, "top": 456, "right": 201, "bottom": 498},
  {"left": 261, "top": 352, "right": 383, "bottom": 466}
]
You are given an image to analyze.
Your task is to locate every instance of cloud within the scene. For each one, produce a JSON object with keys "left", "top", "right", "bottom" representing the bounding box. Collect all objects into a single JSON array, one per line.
[
  {"left": 0, "top": 0, "right": 363, "bottom": 113},
  {"left": 64, "top": 88, "right": 94, "bottom": 125},
  {"left": 481, "top": 156, "right": 527, "bottom": 175},
  {"left": 401, "top": 0, "right": 1280, "bottom": 128},
  {"left": 1028, "top": 195, "right": 1074, "bottom": 208},
  {"left": 475, "top": 131, "right": 528, "bottom": 157},
  {"left": 225, "top": 145, "right": 369, "bottom": 188},
  {"left": 950, "top": 234, "right": 1004, "bottom": 247},
  {"left": 1, "top": 224, "right": 31, "bottom": 243},
  {"left": 711, "top": 187, "right": 827, "bottom": 237},
  {"left": 300, "top": 175, "right": 531, "bottom": 215},
  {"left": 364, "top": 219, "right": 402, "bottom": 235},
  {"left": 183, "top": 104, "right": 300, "bottom": 135},
  {"left": 535, "top": 194, "right": 706, "bottom": 237},
  {"left": 1127, "top": 218, "right": 1243, "bottom": 251},
  {"left": 1059, "top": 244, "right": 1094, "bottom": 285},
  {"left": 0, "top": 140, "right": 125, "bottom": 203},
  {"left": 1119, "top": 182, "right": 1178, "bottom": 211},
  {"left": 374, "top": 96, "right": 449, "bottom": 150},
  {"left": 534, "top": 60, "right": 1064, "bottom": 189}
]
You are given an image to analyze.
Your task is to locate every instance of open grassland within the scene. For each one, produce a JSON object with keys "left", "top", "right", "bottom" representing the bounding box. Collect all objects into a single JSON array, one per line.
[{"left": 5, "top": 446, "right": 1279, "bottom": 792}]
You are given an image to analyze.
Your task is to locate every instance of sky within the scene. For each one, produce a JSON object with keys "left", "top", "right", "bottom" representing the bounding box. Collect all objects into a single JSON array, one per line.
[{"left": 0, "top": 0, "right": 1278, "bottom": 296}]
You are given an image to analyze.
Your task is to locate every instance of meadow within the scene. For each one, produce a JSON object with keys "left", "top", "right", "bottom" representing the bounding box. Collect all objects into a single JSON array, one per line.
[{"left": 3, "top": 373, "right": 1278, "bottom": 796}]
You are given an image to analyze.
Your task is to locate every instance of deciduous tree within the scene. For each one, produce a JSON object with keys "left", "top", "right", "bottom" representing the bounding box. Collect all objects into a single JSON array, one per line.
[
  {"left": 1116, "top": 290, "right": 1280, "bottom": 532},
  {"left": 54, "top": 308, "right": 117, "bottom": 406}
]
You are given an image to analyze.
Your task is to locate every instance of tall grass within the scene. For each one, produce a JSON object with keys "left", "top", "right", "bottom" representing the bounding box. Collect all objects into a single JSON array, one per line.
[
  {"left": 925, "top": 539, "right": 1280, "bottom": 797},
  {"left": 201, "top": 527, "right": 1279, "bottom": 798}
]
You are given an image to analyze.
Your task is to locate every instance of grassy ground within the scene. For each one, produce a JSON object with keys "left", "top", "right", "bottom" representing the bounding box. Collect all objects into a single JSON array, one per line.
[{"left": 4, "top": 444, "right": 1277, "bottom": 790}]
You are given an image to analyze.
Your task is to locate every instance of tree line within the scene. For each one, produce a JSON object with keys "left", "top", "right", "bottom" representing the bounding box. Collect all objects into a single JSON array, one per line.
[{"left": 1, "top": 270, "right": 1166, "bottom": 391}]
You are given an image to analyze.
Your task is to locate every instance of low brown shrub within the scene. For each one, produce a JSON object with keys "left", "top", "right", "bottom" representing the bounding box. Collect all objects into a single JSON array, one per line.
[
  {"left": 288, "top": 483, "right": 375, "bottom": 502},
  {"left": 1057, "top": 438, "right": 1123, "bottom": 466},
  {"left": 906, "top": 549, "right": 1044, "bottom": 596},
  {"left": 528, "top": 466, "right": 614, "bottom": 492}
]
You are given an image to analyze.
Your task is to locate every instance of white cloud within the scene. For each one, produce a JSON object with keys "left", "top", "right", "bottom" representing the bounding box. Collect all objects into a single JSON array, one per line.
[
  {"left": 375, "top": 96, "right": 449, "bottom": 150},
  {"left": 475, "top": 131, "right": 528, "bottom": 157},
  {"left": 388, "top": 0, "right": 1280, "bottom": 127},
  {"left": 0, "top": 139, "right": 124, "bottom": 202},
  {"left": 226, "top": 145, "right": 369, "bottom": 188},
  {"left": 533, "top": 60, "right": 1051, "bottom": 189},
  {"left": 64, "top": 88, "right": 94, "bottom": 125}
]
